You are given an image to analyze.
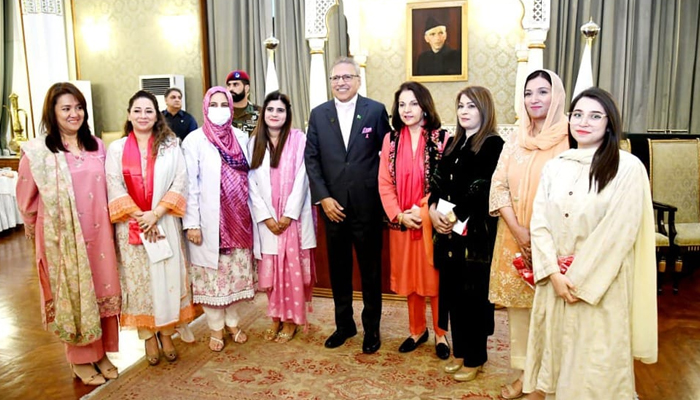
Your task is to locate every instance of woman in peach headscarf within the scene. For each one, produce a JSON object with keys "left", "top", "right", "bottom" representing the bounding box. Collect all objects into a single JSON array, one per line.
[{"left": 488, "top": 70, "right": 569, "bottom": 399}]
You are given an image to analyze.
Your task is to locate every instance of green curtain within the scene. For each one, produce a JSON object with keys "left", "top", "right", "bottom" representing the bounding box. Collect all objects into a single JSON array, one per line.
[{"left": 545, "top": 0, "right": 700, "bottom": 133}]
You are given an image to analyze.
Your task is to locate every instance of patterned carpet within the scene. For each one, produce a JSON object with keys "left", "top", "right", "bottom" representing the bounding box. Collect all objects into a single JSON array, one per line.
[{"left": 83, "top": 294, "right": 513, "bottom": 400}]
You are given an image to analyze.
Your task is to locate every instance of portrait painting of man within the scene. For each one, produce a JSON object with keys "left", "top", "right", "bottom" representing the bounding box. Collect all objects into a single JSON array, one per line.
[{"left": 407, "top": 1, "right": 467, "bottom": 82}]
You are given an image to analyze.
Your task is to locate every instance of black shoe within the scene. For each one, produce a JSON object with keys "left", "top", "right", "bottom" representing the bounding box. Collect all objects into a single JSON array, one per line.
[
  {"left": 362, "top": 331, "right": 381, "bottom": 354},
  {"left": 435, "top": 341, "right": 450, "bottom": 360},
  {"left": 324, "top": 329, "right": 357, "bottom": 349},
  {"left": 398, "top": 329, "right": 429, "bottom": 353}
]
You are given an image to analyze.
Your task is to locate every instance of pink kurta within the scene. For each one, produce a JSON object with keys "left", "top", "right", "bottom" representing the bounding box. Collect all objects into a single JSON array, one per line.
[
  {"left": 17, "top": 139, "right": 121, "bottom": 364},
  {"left": 259, "top": 166, "right": 315, "bottom": 325},
  {"left": 378, "top": 133, "right": 439, "bottom": 296}
]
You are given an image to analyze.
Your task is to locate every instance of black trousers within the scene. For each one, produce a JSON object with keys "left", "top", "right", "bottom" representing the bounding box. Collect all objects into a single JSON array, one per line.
[
  {"left": 439, "top": 258, "right": 494, "bottom": 367},
  {"left": 323, "top": 201, "right": 383, "bottom": 335}
]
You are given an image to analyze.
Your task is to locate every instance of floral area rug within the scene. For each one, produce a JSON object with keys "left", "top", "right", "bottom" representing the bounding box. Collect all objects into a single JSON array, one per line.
[{"left": 83, "top": 294, "right": 513, "bottom": 400}]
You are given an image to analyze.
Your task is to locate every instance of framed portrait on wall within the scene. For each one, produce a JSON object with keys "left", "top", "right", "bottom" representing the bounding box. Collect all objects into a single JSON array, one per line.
[{"left": 406, "top": 1, "right": 468, "bottom": 82}]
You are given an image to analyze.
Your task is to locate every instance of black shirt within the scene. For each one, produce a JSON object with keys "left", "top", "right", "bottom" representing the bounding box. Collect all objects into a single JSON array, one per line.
[{"left": 163, "top": 109, "right": 198, "bottom": 141}]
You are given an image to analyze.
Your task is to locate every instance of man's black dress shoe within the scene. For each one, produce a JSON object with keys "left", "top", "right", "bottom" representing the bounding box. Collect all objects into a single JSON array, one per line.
[
  {"left": 324, "top": 329, "right": 357, "bottom": 349},
  {"left": 435, "top": 341, "right": 450, "bottom": 360},
  {"left": 362, "top": 331, "right": 381, "bottom": 354},
  {"left": 398, "top": 329, "right": 429, "bottom": 353}
]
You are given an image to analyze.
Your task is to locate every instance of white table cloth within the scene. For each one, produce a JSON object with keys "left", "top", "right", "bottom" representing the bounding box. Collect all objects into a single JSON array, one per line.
[{"left": 0, "top": 171, "right": 23, "bottom": 231}]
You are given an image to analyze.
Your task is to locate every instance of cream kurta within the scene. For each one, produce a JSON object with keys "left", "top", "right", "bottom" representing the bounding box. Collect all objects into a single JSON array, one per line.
[{"left": 524, "top": 149, "right": 657, "bottom": 399}]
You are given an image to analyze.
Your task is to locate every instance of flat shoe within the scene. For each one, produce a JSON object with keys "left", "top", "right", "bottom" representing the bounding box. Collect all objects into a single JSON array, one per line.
[
  {"left": 264, "top": 327, "right": 281, "bottom": 341},
  {"left": 435, "top": 342, "right": 450, "bottom": 360},
  {"left": 95, "top": 357, "right": 118, "bottom": 380},
  {"left": 501, "top": 377, "right": 524, "bottom": 399},
  {"left": 209, "top": 336, "right": 225, "bottom": 352},
  {"left": 275, "top": 324, "right": 297, "bottom": 344},
  {"left": 71, "top": 364, "right": 106, "bottom": 386},
  {"left": 226, "top": 326, "right": 248, "bottom": 343},
  {"left": 398, "top": 329, "right": 428, "bottom": 353}
]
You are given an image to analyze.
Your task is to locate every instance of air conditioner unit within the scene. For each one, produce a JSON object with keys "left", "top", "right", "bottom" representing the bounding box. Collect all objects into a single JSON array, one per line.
[{"left": 139, "top": 74, "right": 186, "bottom": 111}]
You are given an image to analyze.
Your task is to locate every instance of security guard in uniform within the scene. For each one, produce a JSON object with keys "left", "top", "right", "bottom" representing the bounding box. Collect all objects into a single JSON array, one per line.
[{"left": 225, "top": 70, "right": 261, "bottom": 136}]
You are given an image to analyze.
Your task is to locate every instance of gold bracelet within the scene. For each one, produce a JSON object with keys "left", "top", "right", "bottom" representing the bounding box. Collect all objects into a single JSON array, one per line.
[
  {"left": 152, "top": 209, "right": 160, "bottom": 219},
  {"left": 397, "top": 213, "right": 404, "bottom": 225}
]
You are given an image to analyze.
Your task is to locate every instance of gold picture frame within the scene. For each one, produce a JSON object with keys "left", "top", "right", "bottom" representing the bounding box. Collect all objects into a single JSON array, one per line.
[{"left": 406, "top": 1, "right": 468, "bottom": 82}]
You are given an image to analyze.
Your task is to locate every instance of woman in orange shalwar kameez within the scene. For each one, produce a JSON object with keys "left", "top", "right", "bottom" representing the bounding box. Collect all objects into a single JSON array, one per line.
[{"left": 378, "top": 81, "right": 449, "bottom": 359}]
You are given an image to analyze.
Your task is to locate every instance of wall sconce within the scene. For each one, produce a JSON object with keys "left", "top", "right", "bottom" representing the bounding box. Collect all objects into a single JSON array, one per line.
[
  {"left": 159, "top": 15, "right": 196, "bottom": 46},
  {"left": 81, "top": 16, "right": 110, "bottom": 52}
]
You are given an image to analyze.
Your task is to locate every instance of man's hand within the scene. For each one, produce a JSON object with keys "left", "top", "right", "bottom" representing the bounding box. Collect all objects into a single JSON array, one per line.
[{"left": 320, "top": 197, "right": 346, "bottom": 223}]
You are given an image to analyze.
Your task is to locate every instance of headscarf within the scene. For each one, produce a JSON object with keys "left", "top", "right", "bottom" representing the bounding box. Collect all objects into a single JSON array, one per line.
[
  {"left": 514, "top": 69, "right": 569, "bottom": 227},
  {"left": 202, "top": 86, "right": 252, "bottom": 250},
  {"left": 202, "top": 87, "right": 245, "bottom": 168}
]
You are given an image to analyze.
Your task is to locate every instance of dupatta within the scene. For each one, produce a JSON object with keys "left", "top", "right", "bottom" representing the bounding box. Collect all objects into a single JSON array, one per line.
[{"left": 20, "top": 138, "right": 102, "bottom": 345}]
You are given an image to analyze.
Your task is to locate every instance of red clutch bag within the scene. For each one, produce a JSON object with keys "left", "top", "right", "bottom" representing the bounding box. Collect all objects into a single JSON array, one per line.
[{"left": 512, "top": 253, "right": 574, "bottom": 289}]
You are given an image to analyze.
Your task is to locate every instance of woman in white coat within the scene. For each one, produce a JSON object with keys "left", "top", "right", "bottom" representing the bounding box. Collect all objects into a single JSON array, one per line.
[
  {"left": 182, "top": 87, "right": 255, "bottom": 352},
  {"left": 248, "top": 91, "right": 316, "bottom": 343}
]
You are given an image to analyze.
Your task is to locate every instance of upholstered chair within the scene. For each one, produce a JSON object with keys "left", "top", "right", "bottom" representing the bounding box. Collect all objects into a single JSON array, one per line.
[{"left": 648, "top": 138, "right": 700, "bottom": 294}]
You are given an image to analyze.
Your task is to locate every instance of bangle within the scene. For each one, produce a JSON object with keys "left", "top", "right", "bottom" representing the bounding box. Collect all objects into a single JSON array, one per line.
[
  {"left": 152, "top": 209, "right": 161, "bottom": 219},
  {"left": 397, "top": 213, "right": 404, "bottom": 225}
]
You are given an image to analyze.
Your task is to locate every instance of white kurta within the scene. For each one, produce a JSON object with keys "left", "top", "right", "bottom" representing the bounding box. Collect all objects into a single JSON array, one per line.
[
  {"left": 524, "top": 149, "right": 657, "bottom": 399},
  {"left": 105, "top": 137, "right": 193, "bottom": 328},
  {"left": 181, "top": 127, "right": 249, "bottom": 268}
]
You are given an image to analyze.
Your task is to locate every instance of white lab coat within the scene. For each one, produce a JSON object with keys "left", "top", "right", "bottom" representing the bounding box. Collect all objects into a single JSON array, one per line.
[
  {"left": 248, "top": 131, "right": 316, "bottom": 260},
  {"left": 181, "top": 127, "right": 250, "bottom": 268}
]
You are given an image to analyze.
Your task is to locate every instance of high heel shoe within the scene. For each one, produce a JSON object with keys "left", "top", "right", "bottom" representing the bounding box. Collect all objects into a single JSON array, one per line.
[
  {"left": 71, "top": 363, "right": 106, "bottom": 386},
  {"left": 444, "top": 360, "right": 464, "bottom": 374},
  {"left": 95, "top": 356, "right": 118, "bottom": 380},
  {"left": 159, "top": 332, "right": 178, "bottom": 362},
  {"left": 453, "top": 365, "right": 484, "bottom": 382},
  {"left": 145, "top": 335, "right": 161, "bottom": 366}
]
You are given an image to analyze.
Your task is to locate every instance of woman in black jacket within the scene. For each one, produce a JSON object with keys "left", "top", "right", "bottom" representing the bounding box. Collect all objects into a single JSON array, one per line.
[{"left": 428, "top": 86, "right": 504, "bottom": 382}]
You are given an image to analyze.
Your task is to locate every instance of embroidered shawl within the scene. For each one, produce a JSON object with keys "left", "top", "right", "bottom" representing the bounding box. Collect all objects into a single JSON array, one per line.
[{"left": 20, "top": 138, "right": 102, "bottom": 345}]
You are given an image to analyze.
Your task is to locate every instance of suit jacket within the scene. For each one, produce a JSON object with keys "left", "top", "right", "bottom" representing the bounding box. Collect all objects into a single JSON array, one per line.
[{"left": 305, "top": 95, "right": 391, "bottom": 220}]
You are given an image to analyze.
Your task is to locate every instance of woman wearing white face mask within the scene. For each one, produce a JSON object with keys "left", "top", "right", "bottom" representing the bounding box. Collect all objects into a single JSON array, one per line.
[{"left": 182, "top": 86, "right": 255, "bottom": 352}]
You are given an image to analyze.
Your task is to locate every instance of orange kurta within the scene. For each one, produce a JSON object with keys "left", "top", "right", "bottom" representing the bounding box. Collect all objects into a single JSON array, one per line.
[{"left": 378, "top": 133, "right": 439, "bottom": 297}]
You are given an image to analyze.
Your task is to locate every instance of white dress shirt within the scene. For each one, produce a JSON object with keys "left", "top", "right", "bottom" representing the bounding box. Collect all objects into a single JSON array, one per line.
[{"left": 334, "top": 94, "right": 358, "bottom": 149}]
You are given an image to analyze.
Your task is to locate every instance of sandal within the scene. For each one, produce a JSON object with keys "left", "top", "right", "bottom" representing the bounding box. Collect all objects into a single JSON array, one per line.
[
  {"left": 263, "top": 320, "right": 281, "bottom": 341},
  {"left": 275, "top": 323, "right": 297, "bottom": 344},
  {"left": 209, "top": 335, "right": 225, "bottom": 352},
  {"left": 71, "top": 363, "right": 106, "bottom": 386},
  {"left": 144, "top": 335, "right": 161, "bottom": 366},
  {"left": 501, "top": 376, "right": 524, "bottom": 399},
  {"left": 95, "top": 356, "right": 118, "bottom": 380},
  {"left": 159, "top": 333, "right": 178, "bottom": 362},
  {"left": 226, "top": 326, "right": 248, "bottom": 343}
]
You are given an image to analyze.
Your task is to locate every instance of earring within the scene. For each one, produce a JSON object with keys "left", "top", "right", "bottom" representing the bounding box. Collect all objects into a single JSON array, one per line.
[{"left": 423, "top": 112, "right": 427, "bottom": 117}]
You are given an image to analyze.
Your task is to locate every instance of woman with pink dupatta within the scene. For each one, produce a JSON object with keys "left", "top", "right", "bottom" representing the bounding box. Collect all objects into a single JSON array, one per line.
[
  {"left": 488, "top": 70, "right": 569, "bottom": 399},
  {"left": 17, "top": 82, "right": 121, "bottom": 386},
  {"left": 378, "top": 81, "right": 449, "bottom": 359},
  {"left": 182, "top": 87, "right": 256, "bottom": 352},
  {"left": 106, "top": 90, "right": 195, "bottom": 366},
  {"left": 248, "top": 91, "right": 316, "bottom": 343}
]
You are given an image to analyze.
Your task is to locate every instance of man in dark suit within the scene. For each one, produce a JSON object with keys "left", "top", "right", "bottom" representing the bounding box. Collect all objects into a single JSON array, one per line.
[{"left": 305, "top": 57, "right": 391, "bottom": 354}]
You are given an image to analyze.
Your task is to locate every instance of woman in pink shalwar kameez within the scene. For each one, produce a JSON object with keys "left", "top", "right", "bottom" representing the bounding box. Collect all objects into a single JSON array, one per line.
[
  {"left": 248, "top": 91, "right": 316, "bottom": 343},
  {"left": 16, "top": 83, "right": 121, "bottom": 386}
]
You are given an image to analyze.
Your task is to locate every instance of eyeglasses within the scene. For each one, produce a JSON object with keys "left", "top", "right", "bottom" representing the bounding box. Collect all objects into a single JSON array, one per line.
[
  {"left": 568, "top": 111, "right": 607, "bottom": 125},
  {"left": 329, "top": 74, "right": 359, "bottom": 82}
]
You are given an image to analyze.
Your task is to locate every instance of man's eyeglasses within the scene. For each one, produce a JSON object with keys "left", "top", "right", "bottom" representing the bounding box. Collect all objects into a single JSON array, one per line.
[
  {"left": 329, "top": 74, "right": 359, "bottom": 82},
  {"left": 568, "top": 111, "right": 607, "bottom": 125}
]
